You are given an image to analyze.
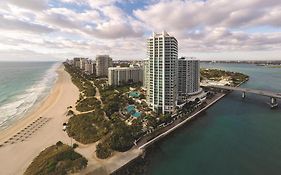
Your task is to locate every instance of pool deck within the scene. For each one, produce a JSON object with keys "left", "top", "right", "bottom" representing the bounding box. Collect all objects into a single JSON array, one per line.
[{"left": 127, "top": 105, "right": 141, "bottom": 118}]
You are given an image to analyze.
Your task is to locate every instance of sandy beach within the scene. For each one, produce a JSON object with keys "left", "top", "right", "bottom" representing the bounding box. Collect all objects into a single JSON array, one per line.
[
  {"left": 0, "top": 64, "right": 80, "bottom": 175},
  {"left": 0, "top": 64, "right": 142, "bottom": 175}
]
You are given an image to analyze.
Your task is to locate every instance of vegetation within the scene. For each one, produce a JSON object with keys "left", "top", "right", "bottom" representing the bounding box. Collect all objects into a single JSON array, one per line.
[
  {"left": 76, "top": 97, "right": 101, "bottom": 112},
  {"left": 64, "top": 63, "right": 98, "bottom": 112},
  {"left": 24, "top": 142, "right": 87, "bottom": 175},
  {"left": 67, "top": 112, "right": 111, "bottom": 144},
  {"left": 63, "top": 63, "right": 251, "bottom": 163},
  {"left": 101, "top": 83, "right": 142, "bottom": 117},
  {"left": 65, "top": 63, "right": 145, "bottom": 158},
  {"left": 109, "top": 119, "right": 138, "bottom": 152},
  {"left": 72, "top": 143, "right": 79, "bottom": 149},
  {"left": 96, "top": 142, "right": 112, "bottom": 159},
  {"left": 66, "top": 110, "right": 74, "bottom": 116},
  {"left": 95, "top": 118, "right": 142, "bottom": 159},
  {"left": 64, "top": 63, "right": 86, "bottom": 91},
  {"left": 201, "top": 68, "right": 249, "bottom": 86}
]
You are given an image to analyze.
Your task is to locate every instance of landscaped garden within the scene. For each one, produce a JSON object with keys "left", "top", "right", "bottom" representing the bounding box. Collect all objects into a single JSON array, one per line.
[
  {"left": 24, "top": 142, "right": 87, "bottom": 175},
  {"left": 67, "top": 111, "right": 111, "bottom": 144}
]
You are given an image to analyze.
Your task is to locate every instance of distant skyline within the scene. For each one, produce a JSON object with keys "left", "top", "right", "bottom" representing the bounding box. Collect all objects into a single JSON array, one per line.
[{"left": 0, "top": 0, "right": 281, "bottom": 61}]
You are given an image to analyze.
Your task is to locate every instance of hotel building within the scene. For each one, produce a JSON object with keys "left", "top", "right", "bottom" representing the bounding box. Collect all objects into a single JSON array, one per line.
[
  {"left": 79, "top": 58, "right": 87, "bottom": 70},
  {"left": 96, "top": 55, "right": 113, "bottom": 77},
  {"left": 146, "top": 31, "right": 178, "bottom": 114},
  {"left": 178, "top": 57, "right": 201, "bottom": 103},
  {"left": 143, "top": 59, "right": 150, "bottom": 89},
  {"left": 84, "top": 61, "right": 94, "bottom": 74},
  {"left": 73, "top": 58, "right": 81, "bottom": 68},
  {"left": 108, "top": 66, "right": 143, "bottom": 86}
]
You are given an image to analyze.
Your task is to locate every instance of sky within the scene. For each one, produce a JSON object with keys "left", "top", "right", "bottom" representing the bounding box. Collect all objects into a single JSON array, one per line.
[{"left": 0, "top": 0, "right": 280, "bottom": 61}]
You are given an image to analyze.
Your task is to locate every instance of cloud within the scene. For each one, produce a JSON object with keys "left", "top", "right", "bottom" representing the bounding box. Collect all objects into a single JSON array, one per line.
[
  {"left": 0, "top": 15, "right": 54, "bottom": 34},
  {"left": 8, "top": 0, "right": 48, "bottom": 11},
  {"left": 134, "top": 0, "right": 281, "bottom": 30},
  {"left": 180, "top": 27, "right": 281, "bottom": 53},
  {"left": 0, "top": 0, "right": 280, "bottom": 61}
]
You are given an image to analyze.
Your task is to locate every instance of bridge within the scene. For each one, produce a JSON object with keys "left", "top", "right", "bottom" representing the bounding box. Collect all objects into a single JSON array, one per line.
[{"left": 202, "top": 85, "right": 281, "bottom": 108}]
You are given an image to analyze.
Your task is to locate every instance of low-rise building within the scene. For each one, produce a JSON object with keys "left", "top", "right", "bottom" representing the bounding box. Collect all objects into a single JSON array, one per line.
[{"left": 108, "top": 65, "right": 143, "bottom": 86}]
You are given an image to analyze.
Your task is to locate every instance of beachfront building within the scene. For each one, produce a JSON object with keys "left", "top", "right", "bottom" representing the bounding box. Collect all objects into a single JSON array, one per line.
[
  {"left": 73, "top": 57, "right": 88, "bottom": 70},
  {"left": 96, "top": 55, "right": 113, "bottom": 77},
  {"left": 178, "top": 57, "right": 202, "bottom": 103},
  {"left": 143, "top": 59, "right": 150, "bottom": 89},
  {"left": 79, "top": 58, "right": 87, "bottom": 70},
  {"left": 84, "top": 61, "right": 94, "bottom": 74},
  {"left": 73, "top": 58, "right": 81, "bottom": 68},
  {"left": 108, "top": 65, "right": 143, "bottom": 86},
  {"left": 146, "top": 31, "right": 178, "bottom": 114}
]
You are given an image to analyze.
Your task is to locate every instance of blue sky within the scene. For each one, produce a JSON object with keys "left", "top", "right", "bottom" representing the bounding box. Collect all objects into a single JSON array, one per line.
[{"left": 0, "top": 0, "right": 280, "bottom": 61}]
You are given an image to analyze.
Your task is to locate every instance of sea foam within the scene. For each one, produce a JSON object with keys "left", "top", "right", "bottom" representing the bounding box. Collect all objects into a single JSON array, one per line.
[{"left": 0, "top": 62, "right": 60, "bottom": 130}]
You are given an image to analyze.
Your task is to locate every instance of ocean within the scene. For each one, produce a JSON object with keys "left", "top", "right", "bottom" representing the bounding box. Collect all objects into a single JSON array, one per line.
[
  {"left": 0, "top": 62, "right": 60, "bottom": 130},
  {"left": 147, "top": 63, "right": 281, "bottom": 175}
]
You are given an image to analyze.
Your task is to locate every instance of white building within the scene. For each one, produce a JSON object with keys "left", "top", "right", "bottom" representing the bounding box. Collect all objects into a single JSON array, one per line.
[
  {"left": 96, "top": 55, "right": 113, "bottom": 77},
  {"left": 146, "top": 31, "right": 178, "bottom": 114},
  {"left": 73, "top": 58, "right": 81, "bottom": 68},
  {"left": 178, "top": 57, "right": 202, "bottom": 103},
  {"left": 108, "top": 66, "right": 143, "bottom": 86},
  {"left": 143, "top": 59, "right": 150, "bottom": 89},
  {"left": 79, "top": 58, "right": 87, "bottom": 70}
]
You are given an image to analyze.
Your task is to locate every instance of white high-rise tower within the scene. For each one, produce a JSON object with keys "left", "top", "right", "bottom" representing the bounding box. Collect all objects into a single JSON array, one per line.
[{"left": 146, "top": 31, "right": 178, "bottom": 114}]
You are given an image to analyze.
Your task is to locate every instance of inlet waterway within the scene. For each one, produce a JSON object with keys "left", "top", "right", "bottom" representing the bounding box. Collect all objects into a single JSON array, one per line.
[{"left": 147, "top": 63, "right": 281, "bottom": 175}]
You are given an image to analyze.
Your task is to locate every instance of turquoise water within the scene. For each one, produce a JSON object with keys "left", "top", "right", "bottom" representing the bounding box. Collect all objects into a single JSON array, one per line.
[
  {"left": 133, "top": 111, "right": 141, "bottom": 117},
  {"left": 0, "top": 62, "right": 59, "bottom": 130},
  {"left": 147, "top": 63, "right": 281, "bottom": 175},
  {"left": 127, "top": 105, "right": 141, "bottom": 118},
  {"left": 129, "top": 91, "right": 140, "bottom": 98},
  {"left": 127, "top": 105, "right": 136, "bottom": 113}
]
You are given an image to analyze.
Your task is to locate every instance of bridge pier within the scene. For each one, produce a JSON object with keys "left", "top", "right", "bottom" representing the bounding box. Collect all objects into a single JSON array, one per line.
[
  {"left": 271, "top": 97, "right": 277, "bottom": 104},
  {"left": 242, "top": 92, "right": 246, "bottom": 99},
  {"left": 269, "top": 97, "right": 278, "bottom": 109}
]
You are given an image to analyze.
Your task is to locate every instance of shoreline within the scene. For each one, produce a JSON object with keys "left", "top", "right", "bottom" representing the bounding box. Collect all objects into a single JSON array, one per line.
[
  {"left": 111, "top": 79, "right": 249, "bottom": 174},
  {"left": 110, "top": 93, "right": 226, "bottom": 174},
  {"left": 0, "top": 64, "right": 80, "bottom": 175},
  {"left": 139, "top": 93, "right": 226, "bottom": 150},
  {"left": 137, "top": 78, "right": 248, "bottom": 151},
  {"left": 0, "top": 64, "right": 60, "bottom": 141}
]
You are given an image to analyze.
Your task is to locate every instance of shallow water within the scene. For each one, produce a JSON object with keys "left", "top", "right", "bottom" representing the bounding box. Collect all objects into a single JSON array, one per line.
[{"left": 0, "top": 62, "right": 59, "bottom": 130}]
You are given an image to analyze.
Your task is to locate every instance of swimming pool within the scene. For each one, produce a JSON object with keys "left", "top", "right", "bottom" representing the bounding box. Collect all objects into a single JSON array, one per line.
[
  {"left": 129, "top": 91, "right": 140, "bottom": 98},
  {"left": 126, "top": 105, "right": 141, "bottom": 118}
]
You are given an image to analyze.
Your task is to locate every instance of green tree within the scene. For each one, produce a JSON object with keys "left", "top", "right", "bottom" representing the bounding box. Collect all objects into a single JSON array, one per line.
[
  {"left": 96, "top": 142, "right": 112, "bottom": 159},
  {"left": 109, "top": 120, "right": 134, "bottom": 152}
]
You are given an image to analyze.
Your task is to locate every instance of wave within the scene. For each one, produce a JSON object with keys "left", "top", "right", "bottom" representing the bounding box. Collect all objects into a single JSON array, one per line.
[{"left": 0, "top": 62, "right": 61, "bottom": 130}]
